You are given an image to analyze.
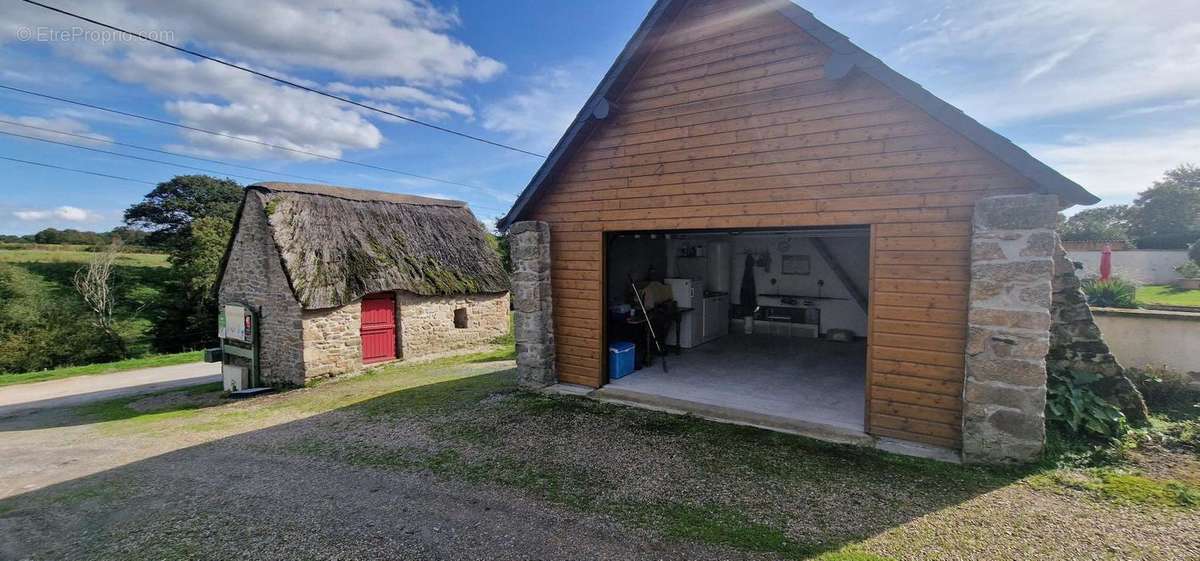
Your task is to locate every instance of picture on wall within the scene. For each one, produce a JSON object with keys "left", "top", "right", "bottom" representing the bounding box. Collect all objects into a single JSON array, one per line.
[{"left": 782, "top": 254, "right": 811, "bottom": 275}]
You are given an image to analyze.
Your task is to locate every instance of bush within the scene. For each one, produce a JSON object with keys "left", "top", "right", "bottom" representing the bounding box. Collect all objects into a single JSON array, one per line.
[
  {"left": 1081, "top": 277, "right": 1138, "bottom": 308},
  {"left": 1134, "top": 231, "right": 1200, "bottom": 250},
  {"left": 1177, "top": 260, "right": 1200, "bottom": 279},
  {"left": 1047, "top": 370, "right": 1129, "bottom": 440},
  {"left": 1127, "top": 365, "right": 1200, "bottom": 409}
]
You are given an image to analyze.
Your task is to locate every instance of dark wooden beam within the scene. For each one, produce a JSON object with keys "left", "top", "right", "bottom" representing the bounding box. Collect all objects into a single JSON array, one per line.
[{"left": 810, "top": 238, "right": 868, "bottom": 313}]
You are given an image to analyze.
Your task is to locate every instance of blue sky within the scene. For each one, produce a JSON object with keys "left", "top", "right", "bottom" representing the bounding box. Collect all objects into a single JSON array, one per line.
[{"left": 1, "top": 0, "right": 1198, "bottom": 235}]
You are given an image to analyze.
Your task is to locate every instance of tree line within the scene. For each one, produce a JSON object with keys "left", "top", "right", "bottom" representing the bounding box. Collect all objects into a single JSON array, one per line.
[
  {"left": 0, "top": 227, "right": 149, "bottom": 247},
  {"left": 1060, "top": 164, "right": 1200, "bottom": 249}
]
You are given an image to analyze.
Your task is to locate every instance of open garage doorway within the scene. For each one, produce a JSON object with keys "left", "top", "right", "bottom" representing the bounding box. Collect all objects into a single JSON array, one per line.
[{"left": 597, "top": 226, "right": 871, "bottom": 438}]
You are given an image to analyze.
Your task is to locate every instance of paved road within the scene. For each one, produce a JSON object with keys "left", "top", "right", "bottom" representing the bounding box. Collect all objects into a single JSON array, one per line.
[{"left": 0, "top": 362, "right": 220, "bottom": 417}]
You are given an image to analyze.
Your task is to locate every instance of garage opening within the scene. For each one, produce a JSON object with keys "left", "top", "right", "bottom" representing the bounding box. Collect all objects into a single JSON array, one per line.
[{"left": 600, "top": 227, "right": 870, "bottom": 436}]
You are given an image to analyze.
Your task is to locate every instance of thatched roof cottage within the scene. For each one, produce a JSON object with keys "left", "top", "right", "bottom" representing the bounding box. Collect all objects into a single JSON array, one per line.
[{"left": 216, "top": 182, "right": 510, "bottom": 386}]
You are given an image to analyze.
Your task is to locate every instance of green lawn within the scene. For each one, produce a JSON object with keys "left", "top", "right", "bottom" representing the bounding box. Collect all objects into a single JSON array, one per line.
[
  {"left": 0, "top": 247, "right": 176, "bottom": 374},
  {"left": 0, "top": 247, "right": 169, "bottom": 267},
  {"left": 1138, "top": 285, "right": 1200, "bottom": 309},
  {"left": 0, "top": 351, "right": 203, "bottom": 387}
]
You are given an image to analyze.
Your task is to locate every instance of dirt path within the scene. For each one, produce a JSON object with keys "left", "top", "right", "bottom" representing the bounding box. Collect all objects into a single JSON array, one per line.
[
  {"left": 0, "top": 362, "right": 219, "bottom": 417},
  {"left": 0, "top": 352, "right": 1196, "bottom": 561}
]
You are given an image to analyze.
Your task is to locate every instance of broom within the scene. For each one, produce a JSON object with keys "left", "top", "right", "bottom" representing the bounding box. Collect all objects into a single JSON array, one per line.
[{"left": 629, "top": 277, "right": 668, "bottom": 373}]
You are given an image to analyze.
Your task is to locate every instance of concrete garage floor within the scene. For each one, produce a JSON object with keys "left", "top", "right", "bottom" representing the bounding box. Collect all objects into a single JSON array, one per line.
[{"left": 598, "top": 333, "right": 867, "bottom": 441}]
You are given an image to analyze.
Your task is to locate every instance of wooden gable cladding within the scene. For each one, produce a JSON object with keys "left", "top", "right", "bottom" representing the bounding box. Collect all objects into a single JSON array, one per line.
[{"left": 524, "top": 0, "right": 1039, "bottom": 449}]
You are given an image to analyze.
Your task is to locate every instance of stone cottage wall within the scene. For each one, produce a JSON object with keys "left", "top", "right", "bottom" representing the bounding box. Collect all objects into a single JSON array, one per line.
[
  {"left": 218, "top": 191, "right": 305, "bottom": 386},
  {"left": 302, "top": 303, "right": 363, "bottom": 379},
  {"left": 1048, "top": 241, "right": 1148, "bottom": 421},
  {"left": 397, "top": 292, "right": 510, "bottom": 359},
  {"left": 962, "top": 194, "right": 1058, "bottom": 464}
]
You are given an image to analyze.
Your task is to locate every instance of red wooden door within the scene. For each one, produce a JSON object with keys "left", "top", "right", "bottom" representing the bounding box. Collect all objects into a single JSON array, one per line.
[{"left": 360, "top": 293, "right": 397, "bottom": 364}]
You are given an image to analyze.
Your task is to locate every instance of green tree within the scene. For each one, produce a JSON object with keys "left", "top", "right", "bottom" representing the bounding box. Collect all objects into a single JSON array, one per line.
[
  {"left": 1060, "top": 205, "right": 1132, "bottom": 242},
  {"left": 1128, "top": 164, "right": 1200, "bottom": 248},
  {"left": 124, "top": 175, "right": 242, "bottom": 249},
  {"left": 483, "top": 216, "right": 511, "bottom": 273},
  {"left": 149, "top": 217, "right": 233, "bottom": 351},
  {"left": 124, "top": 175, "right": 242, "bottom": 351}
]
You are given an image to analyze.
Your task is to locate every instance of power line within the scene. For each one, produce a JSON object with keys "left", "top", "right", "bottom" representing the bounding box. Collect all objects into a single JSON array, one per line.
[
  {"left": 0, "top": 83, "right": 517, "bottom": 195},
  {"left": 0, "top": 128, "right": 265, "bottom": 182},
  {"left": 21, "top": 0, "right": 548, "bottom": 159},
  {"left": 0, "top": 151, "right": 507, "bottom": 216},
  {"left": 0, "top": 118, "right": 334, "bottom": 184},
  {"left": 0, "top": 153, "right": 155, "bottom": 185}
]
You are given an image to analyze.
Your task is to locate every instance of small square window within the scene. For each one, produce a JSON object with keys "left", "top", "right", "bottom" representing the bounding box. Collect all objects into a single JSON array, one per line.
[{"left": 453, "top": 307, "right": 468, "bottom": 329}]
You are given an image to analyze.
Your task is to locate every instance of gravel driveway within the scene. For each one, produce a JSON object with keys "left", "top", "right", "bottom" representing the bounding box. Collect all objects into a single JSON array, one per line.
[{"left": 0, "top": 351, "right": 1196, "bottom": 561}]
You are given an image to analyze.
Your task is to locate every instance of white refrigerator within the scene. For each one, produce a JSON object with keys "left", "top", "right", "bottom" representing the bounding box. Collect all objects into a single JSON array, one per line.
[{"left": 664, "top": 278, "right": 704, "bottom": 348}]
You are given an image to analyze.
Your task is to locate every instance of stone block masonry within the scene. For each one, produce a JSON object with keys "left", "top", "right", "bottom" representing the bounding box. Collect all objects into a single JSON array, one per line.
[
  {"left": 509, "top": 221, "right": 556, "bottom": 388},
  {"left": 397, "top": 292, "right": 510, "bottom": 360},
  {"left": 963, "top": 194, "right": 1058, "bottom": 464},
  {"left": 218, "top": 191, "right": 306, "bottom": 387},
  {"left": 1048, "top": 242, "right": 1148, "bottom": 421},
  {"left": 302, "top": 303, "right": 362, "bottom": 379}
]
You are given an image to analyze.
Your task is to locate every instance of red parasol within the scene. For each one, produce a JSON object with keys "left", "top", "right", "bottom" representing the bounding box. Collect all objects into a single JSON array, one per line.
[{"left": 1100, "top": 243, "right": 1113, "bottom": 280}]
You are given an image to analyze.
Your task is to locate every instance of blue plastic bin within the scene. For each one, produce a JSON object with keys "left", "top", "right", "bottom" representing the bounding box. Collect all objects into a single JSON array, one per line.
[{"left": 608, "top": 341, "right": 636, "bottom": 380}]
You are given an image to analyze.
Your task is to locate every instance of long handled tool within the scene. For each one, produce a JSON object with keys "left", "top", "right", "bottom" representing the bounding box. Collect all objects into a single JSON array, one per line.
[{"left": 629, "top": 277, "right": 668, "bottom": 373}]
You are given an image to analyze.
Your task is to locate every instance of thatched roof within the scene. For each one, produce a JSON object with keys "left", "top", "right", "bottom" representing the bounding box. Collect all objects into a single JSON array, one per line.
[{"left": 230, "top": 182, "right": 508, "bottom": 310}]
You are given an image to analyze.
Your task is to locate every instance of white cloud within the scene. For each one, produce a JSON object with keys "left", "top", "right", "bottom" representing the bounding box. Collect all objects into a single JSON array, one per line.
[
  {"left": 851, "top": 3, "right": 903, "bottom": 25},
  {"left": 1, "top": 0, "right": 503, "bottom": 85},
  {"left": 14, "top": 206, "right": 98, "bottom": 222},
  {"left": 1028, "top": 127, "right": 1200, "bottom": 202},
  {"left": 1111, "top": 98, "right": 1200, "bottom": 119},
  {"left": 65, "top": 49, "right": 383, "bottom": 160},
  {"left": 327, "top": 83, "right": 473, "bottom": 118},
  {"left": 0, "top": 0, "right": 503, "bottom": 159},
  {"left": 482, "top": 66, "right": 596, "bottom": 152},
  {"left": 888, "top": 0, "right": 1200, "bottom": 125},
  {"left": 0, "top": 113, "right": 113, "bottom": 145}
]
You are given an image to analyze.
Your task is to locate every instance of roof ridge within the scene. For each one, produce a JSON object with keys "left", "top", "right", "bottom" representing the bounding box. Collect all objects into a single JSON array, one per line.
[
  {"left": 251, "top": 182, "right": 467, "bottom": 208},
  {"left": 498, "top": 0, "right": 1098, "bottom": 229}
]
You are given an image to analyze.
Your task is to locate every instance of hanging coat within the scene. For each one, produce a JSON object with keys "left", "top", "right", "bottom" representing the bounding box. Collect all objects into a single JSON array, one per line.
[{"left": 739, "top": 253, "right": 757, "bottom": 311}]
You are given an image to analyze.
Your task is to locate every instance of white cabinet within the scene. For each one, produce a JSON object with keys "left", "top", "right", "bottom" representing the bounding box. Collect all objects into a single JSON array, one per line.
[{"left": 700, "top": 294, "right": 729, "bottom": 343}]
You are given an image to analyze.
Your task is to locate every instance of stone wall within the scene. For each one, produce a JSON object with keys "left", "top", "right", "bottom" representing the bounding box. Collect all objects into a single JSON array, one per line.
[
  {"left": 302, "top": 303, "right": 362, "bottom": 379},
  {"left": 1091, "top": 307, "right": 1200, "bottom": 379},
  {"left": 1067, "top": 249, "right": 1189, "bottom": 285},
  {"left": 509, "top": 221, "right": 556, "bottom": 388},
  {"left": 963, "top": 194, "right": 1058, "bottom": 464},
  {"left": 1049, "top": 243, "right": 1148, "bottom": 421},
  {"left": 218, "top": 190, "right": 306, "bottom": 387},
  {"left": 397, "top": 292, "right": 510, "bottom": 359}
]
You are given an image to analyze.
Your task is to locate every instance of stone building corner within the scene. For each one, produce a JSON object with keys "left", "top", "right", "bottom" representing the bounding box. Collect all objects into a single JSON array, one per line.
[
  {"left": 963, "top": 194, "right": 1058, "bottom": 464},
  {"left": 509, "top": 221, "right": 557, "bottom": 389}
]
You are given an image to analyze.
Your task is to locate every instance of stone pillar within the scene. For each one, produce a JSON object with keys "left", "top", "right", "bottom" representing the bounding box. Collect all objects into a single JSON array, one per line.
[
  {"left": 509, "top": 221, "right": 557, "bottom": 388},
  {"left": 1048, "top": 241, "right": 1149, "bottom": 421},
  {"left": 963, "top": 194, "right": 1059, "bottom": 464}
]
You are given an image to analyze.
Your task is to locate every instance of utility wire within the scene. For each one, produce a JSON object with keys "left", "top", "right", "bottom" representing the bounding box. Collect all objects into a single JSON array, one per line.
[
  {"left": 0, "top": 153, "right": 155, "bottom": 185},
  {"left": 0, "top": 118, "right": 334, "bottom": 184},
  {"left": 21, "top": 0, "right": 548, "bottom": 159},
  {"left": 0, "top": 152, "right": 506, "bottom": 216},
  {"left": 0, "top": 128, "right": 264, "bottom": 182},
  {"left": 0, "top": 83, "right": 516, "bottom": 195}
]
